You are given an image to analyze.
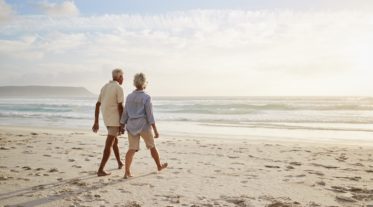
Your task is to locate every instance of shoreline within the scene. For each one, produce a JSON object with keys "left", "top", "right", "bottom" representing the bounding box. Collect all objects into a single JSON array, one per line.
[
  {"left": 1, "top": 125, "right": 373, "bottom": 206},
  {"left": 1, "top": 124, "right": 373, "bottom": 147}
]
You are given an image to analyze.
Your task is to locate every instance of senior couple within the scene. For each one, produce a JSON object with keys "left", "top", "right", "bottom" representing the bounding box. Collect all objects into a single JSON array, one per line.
[{"left": 92, "top": 69, "right": 167, "bottom": 178}]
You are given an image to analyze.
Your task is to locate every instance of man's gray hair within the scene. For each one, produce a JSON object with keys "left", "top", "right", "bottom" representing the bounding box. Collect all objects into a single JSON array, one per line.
[
  {"left": 134, "top": 73, "right": 147, "bottom": 89},
  {"left": 112, "top": 68, "right": 123, "bottom": 79}
]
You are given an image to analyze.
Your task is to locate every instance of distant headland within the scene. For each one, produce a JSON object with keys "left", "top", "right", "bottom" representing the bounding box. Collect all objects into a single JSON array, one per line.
[{"left": 0, "top": 86, "right": 95, "bottom": 97}]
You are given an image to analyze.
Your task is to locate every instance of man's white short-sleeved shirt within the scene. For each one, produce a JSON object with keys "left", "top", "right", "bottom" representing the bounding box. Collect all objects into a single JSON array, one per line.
[{"left": 98, "top": 80, "right": 124, "bottom": 127}]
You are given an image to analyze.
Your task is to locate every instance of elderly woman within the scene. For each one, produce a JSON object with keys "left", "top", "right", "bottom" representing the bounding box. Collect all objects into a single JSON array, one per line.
[{"left": 120, "top": 73, "right": 167, "bottom": 178}]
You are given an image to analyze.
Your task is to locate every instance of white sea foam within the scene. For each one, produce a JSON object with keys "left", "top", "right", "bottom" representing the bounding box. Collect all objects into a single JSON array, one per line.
[{"left": 0, "top": 96, "right": 372, "bottom": 140}]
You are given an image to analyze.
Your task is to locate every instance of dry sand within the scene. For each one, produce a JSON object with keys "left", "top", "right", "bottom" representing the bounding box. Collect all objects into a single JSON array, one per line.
[{"left": 1, "top": 125, "right": 373, "bottom": 207}]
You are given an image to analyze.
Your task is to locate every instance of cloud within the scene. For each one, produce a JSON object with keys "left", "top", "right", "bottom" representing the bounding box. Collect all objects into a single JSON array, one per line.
[
  {"left": 37, "top": 0, "right": 79, "bottom": 17},
  {"left": 0, "top": 0, "right": 15, "bottom": 23},
  {"left": 1, "top": 10, "right": 373, "bottom": 95}
]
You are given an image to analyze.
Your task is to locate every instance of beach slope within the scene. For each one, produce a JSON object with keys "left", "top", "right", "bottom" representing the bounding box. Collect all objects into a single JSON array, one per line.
[{"left": 0, "top": 126, "right": 373, "bottom": 206}]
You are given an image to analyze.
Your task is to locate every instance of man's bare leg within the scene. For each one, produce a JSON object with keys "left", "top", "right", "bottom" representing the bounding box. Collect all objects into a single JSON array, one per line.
[
  {"left": 124, "top": 149, "right": 136, "bottom": 178},
  {"left": 97, "top": 135, "right": 116, "bottom": 176},
  {"left": 150, "top": 147, "right": 168, "bottom": 171},
  {"left": 113, "top": 137, "right": 123, "bottom": 169}
]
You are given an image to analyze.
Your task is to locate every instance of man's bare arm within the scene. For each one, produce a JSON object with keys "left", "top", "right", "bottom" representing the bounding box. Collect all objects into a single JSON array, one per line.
[
  {"left": 117, "top": 102, "right": 124, "bottom": 133},
  {"left": 118, "top": 102, "right": 123, "bottom": 117},
  {"left": 92, "top": 102, "right": 101, "bottom": 133}
]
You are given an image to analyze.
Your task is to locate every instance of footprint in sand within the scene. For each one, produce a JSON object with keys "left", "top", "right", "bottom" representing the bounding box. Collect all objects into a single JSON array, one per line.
[
  {"left": 286, "top": 166, "right": 295, "bottom": 170},
  {"left": 22, "top": 166, "right": 32, "bottom": 170},
  {"left": 35, "top": 172, "right": 42, "bottom": 176},
  {"left": 289, "top": 162, "right": 302, "bottom": 166},
  {"left": 268, "top": 201, "right": 302, "bottom": 207},
  {"left": 329, "top": 185, "right": 348, "bottom": 193},
  {"left": 351, "top": 162, "right": 364, "bottom": 167},
  {"left": 336, "top": 195, "right": 357, "bottom": 203},
  {"left": 341, "top": 168, "right": 358, "bottom": 172},
  {"left": 231, "top": 162, "right": 245, "bottom": 166},
  {"left": 22, "top": 150, "right": 34, "bottom": 154},
  {"left": 305, "top": 170, "right": 324, "bottom": 176},
  {"left": 49, "top": 168, "right": 59, "bottom": 173},
  {"left": 316, "top": 181, "right": 325, "bottom": 186},
  {"left": 130, "top": 182, "right": 152, "bottom": 187},
  {"left": 334, "top": 176, "right": 361, "bottom": 181},
  {"left": 124, "top": 201, "right": 142, "bottom": 206},
  {"left": 0, "top": 175, "right": 12, "bottom": 181},
  {"left": 311, "top": 163, "right": 339, "bottom": 169},
  {"left": 69, "top": 179, "right": 88, "bottom": 187},
  {"left": 118, "top": 188, "right": 132, "bottom": 194},
  {"left": 336, "top": 153, "right": 348, "bottom": 162},
  {"left": 265, "top": 165, "right": 280, "bottom": 169},
  {"left": 221, "top": 195, "right": 254, "bottom": 206}
]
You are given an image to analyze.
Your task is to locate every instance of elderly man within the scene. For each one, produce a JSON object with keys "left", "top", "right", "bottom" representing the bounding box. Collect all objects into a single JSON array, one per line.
[{"left": 92, "top": 68, "right": 124, "bottom": 176}]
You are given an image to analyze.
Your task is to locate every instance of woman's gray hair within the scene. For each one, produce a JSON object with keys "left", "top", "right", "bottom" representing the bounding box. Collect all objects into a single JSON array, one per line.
[
  {"left": 112, "top": 68, "right": 123, "bottom": 79},
  {"left": 133, "top": 73, "right": 147, "bottom": 89}
]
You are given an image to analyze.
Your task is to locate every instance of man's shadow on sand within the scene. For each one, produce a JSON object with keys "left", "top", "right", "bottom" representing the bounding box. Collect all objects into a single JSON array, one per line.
[{"left": 0, "top": 168, "right": 156, "bottom": 207}]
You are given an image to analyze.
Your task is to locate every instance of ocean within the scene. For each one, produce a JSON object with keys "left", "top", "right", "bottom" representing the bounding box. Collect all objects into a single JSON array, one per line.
[{"left": 0, "top": 96, "right": 372, "bottom": 141}]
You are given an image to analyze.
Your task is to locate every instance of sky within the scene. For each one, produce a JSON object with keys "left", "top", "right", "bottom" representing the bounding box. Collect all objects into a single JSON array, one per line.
[{"left": 1, "top": 0, "right": 373, "bottom": 96}]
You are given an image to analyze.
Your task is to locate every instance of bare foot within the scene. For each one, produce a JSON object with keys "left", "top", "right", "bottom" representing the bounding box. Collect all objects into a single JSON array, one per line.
[
  {"left": 124, "top": 172, "right": 133, "bottom": 179},
  {"left": 97, "top": 170, "right": 111, "bottom": 177},
  {"left": 158, "top": 163, "right": 168, "bottom": 171},
  {"left": 118, "top": 162, "right": 124, "bottom": 169}
]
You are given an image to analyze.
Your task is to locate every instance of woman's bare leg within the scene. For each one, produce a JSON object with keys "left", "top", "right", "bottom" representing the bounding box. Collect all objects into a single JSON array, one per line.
[
  {"left": 150, "top": 147, "right": 168, "bottom": 171},
  {"left": 124, "top": 149, "right": 136, "bottom": 178}
]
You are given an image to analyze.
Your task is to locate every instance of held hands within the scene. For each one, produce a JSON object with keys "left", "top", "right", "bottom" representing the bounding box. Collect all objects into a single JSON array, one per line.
[
  {"left": 120, "top": 124, "right": 125, "bottom": 135},
  {"left": 92, "top": 122, "right": 99, "bottom": 133}
]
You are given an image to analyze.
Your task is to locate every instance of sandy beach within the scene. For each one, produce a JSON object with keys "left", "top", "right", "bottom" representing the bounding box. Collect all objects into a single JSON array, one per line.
[{"left": 0, "top": 125, "right": 373, "bottom": 207}]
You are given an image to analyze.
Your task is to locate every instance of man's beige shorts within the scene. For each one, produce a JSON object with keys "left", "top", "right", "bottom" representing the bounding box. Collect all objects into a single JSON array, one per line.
[
  {"left": 128, "top": 129, "right": 155, "bottom": 151},
  {"left": 107, "top": 126, "right": 120, "bottom": 137}
]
